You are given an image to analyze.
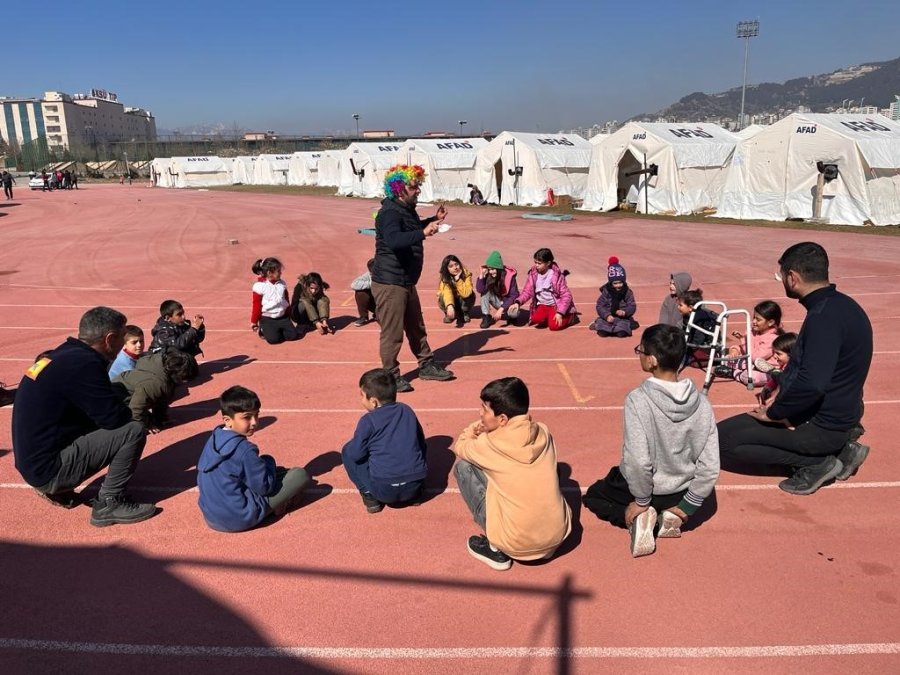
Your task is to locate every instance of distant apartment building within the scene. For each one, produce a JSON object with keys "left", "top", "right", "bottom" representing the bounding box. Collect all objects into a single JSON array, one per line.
[
  {"left": 0, "top": 89, "right": 156, "bottom": 151},
  {"left": 890, "top": 96, "right": 900, "bottom": 121}
]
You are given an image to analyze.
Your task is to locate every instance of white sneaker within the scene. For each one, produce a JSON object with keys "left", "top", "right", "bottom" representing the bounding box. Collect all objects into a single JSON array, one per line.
[
  {"left": 629, "top": 506, "right": 657, "bottom": 558},
  {"left": 657, "top": 510, "right": 683, "bottom": 538},
  {"left": 754, "top": 358, "right": 780, "bottom": 374}
]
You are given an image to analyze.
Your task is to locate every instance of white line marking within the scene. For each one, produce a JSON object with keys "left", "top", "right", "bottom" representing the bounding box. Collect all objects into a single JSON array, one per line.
[{"left": 1, "top": 638, "right": 899, "bottom": 659}]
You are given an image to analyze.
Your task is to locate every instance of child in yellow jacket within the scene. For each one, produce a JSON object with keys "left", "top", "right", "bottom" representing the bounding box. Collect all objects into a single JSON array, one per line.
[{"left": 437, "top": 254, "right": 475, "bottom": 327}]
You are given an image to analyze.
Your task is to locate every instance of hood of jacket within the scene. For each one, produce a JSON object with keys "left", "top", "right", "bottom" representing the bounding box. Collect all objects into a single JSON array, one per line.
[
  {"left": 483, "top": 415, "right": 550, "bottom": 465},
  {"left": 639, "top": 377, "right": 700, "bottom": 423},
  {"left": 672, "top": 272, "right": 692, "bottom": 295},
  {"left": 198, "top": 426, "right": 247, "bottom": 472}
]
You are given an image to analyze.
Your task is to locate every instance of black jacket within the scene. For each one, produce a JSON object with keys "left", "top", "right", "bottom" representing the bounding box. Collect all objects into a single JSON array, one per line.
[
  {"left": 372, "top": 198, "right": 436, "bottom": 286},
  {"left": 768, "top": 285, "right": 872, "bottom": 430},
  {"left": 149, "top": 317, "right": 204, "bottom": 356},
  {"left": 12, "top": 338, "right": 132, "bottom": 487}
]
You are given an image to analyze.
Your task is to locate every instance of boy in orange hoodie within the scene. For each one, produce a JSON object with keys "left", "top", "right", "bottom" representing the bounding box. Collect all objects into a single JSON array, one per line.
[{"left": 452, "top": 377, "right": 572, "bottom": 570}]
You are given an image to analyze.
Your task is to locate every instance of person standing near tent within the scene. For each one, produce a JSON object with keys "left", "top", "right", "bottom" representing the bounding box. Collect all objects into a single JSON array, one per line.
[{"left": 371, "top": 164, "right": 454, "bottom": 393}]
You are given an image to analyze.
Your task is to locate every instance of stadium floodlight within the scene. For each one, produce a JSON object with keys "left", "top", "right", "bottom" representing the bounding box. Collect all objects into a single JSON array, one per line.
[
  {"left": 736, "top": 20, "right": 760, "bottom": 131},
  {"left": 352, "top": 113, "right": 361, "bottom": 139},
  {"left": 458, "top": 120, "right": 467, "bottom": 136}
]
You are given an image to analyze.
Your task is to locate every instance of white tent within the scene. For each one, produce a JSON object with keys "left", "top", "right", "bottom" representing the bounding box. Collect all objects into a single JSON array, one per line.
[
  {"left": 473, "top": 131, "right": 593, "bottom": 206},
  {"left": 287, "top": 151, "right": 323, "bottom": 186},
  {"left": 581, "top": 122, "right": 738, "bottom": 215},
  {"left": 393, "top": 137, "right": 489, "bottom": 202},
  {"left": 231, "top": 156, "right": 257, "bottom": 185},
  {"left": 253, "top": 154, "right": 292, "bottom": 185},
  {"left": 316, "top": 150, "right": 343, "bottom": 188},
  {"left": 736, "top": 124, "right": 764, "bottom": 140},
  {"left": 338, "top": 142, "right": 403, "bottom": 198},
  {"left": 150, "top": 158, "right": 173, "bottom": 188},
  {"left": 166, "top": 156, "right": 232, "bottom": 188},
  {"left": 718, "top": 113, "right": 900, "bottom": 226}
]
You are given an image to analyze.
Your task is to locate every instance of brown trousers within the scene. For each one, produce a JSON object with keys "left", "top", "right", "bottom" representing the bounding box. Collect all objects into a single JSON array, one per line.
[{"left": 371, "top": 281, "right": 433, "bottom": 374}]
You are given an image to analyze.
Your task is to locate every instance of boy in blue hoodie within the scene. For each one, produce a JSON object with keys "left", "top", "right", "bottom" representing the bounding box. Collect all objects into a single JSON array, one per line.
[
  {"left": 342, "top": 368, "right": 428, "bottom": 513},
  {"left": 198, "top": 386, "right": 310, "bottom": 532}
]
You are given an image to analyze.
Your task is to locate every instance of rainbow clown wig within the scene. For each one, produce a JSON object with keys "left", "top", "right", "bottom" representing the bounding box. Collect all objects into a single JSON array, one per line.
[{"left": 383, "top": 164, "right": 426, "bottom": 200}]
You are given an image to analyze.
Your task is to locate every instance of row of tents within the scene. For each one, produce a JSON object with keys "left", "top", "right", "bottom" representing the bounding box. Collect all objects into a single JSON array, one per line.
[{"left": 150, "top": 113, "right": 900, "bottom": 226}]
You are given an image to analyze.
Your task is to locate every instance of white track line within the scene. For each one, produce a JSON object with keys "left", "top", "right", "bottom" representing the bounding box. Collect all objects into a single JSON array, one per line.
[{"left": 1, "top": 638, "right": 899, "bottom": 659}]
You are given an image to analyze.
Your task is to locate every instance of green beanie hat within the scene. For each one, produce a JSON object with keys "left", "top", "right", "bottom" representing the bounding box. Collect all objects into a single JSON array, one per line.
[{"left": 484, "top": 250, "right": 504, "bottom": 269}]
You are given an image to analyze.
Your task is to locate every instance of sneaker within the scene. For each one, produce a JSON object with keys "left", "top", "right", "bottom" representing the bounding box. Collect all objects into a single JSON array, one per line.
[
  {"left": 394, "top": 375, "right": 414, "bottom": 393},
  {"left": 34, "top": 488, "right": 81, "bottom": 509},
  {"left": 836, "top": 441, "right": 870, "bottom": 481},
  {"left": 778, "top": 456, "right": 843, "bottom": 495},
  {"left": 419, "top": 359, "right": 454, "bottom": 381},
  {"left": 467, "top": 534, "right": 512, "bottom": 571},
  {"left": 479, "top": 315, "right": 494, "bottom": 329},
  {"left": 443, "top": 314, "right": 455, "bottom": 324},
  {"left": 90, "top": 494, "right": 158, "bottom": 527},
  {"left": 656, "top": 509, "right": 683, "bottom": 538},
  {"left": 714, "top": 365, "right": 734, "bottom": 379},
  {"left": 629, "top": 506, "right": 657, "bottom": 557},
  {"left": 462, "top": 312, "right": 471, "bottom": 324},
  {"left": 848, "top": 424, "right": 865, "bottom": 442},
  {"left": 360, "top": 491, "right": 384, "bottom": 514},
  {"left": 0, "top": 385, "right": 15, "bottom": 407},
  {"left": 353, "top": 317, "right": 370, "bottom": 327},
  {"left": 754, "top": 358, "right": 780, "bottom": 374}
]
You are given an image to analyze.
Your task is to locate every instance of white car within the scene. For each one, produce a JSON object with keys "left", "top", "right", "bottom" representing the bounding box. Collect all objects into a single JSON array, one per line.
[{"left": 29, "top": 176, "right": 44, "bottom": 189}]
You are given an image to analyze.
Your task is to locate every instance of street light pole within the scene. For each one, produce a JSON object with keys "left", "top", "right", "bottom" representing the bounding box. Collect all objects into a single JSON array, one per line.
[
  {"left": 123, "top": 150, "right": 131, "bottom": 185},
  {"left": 458, "top": 119, "right": 467, "bottom": 137},
  {"left": 736, "top": 20, "right": 759, "bottom": 131},
  {"left": 352, "top": 113, "right": 360, "bottom": 140}
]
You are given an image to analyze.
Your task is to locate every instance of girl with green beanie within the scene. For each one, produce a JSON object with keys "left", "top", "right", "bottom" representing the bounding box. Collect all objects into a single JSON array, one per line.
[{"left": 476, "top": 250, "right": 519, "bottom": 329}]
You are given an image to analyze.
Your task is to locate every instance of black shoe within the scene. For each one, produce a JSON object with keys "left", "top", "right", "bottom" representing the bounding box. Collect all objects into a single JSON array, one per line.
[
  {"left": 90, "top": 494, "right": 158, "bottom": 527},
  {"left": 34, "top": 488, "right": 81, "bottom": 509},
  {"left": 479, "top": 316, "right": 494, "bottom": 329},
  {"left": 360, "top": 491, "right": 384, "bottom": 514},
  {"left": 353, "top": 317, "right": 370, "bottom": 327},
  {"left": 848, "top": 424, "right": 865, "bottom": 442},
  {"left": 778, "top": 456, "right": 843, "bottom": 496},
  {"left": 419, "top": 359, "right": 454, "bottom": 381},
  {"left": 467, "top": 534, "right": 512, "bottom": 571},
  {"left": 462, "top": 312, "right": 471, "bottom": 324},
  {"left": 836, "top": 441, "right": 869, "bottom": 481},
  {"left": 394, "top": 375, "right": 414, "bottom": 393},
  {"left": 714, "top": 365, "right": 734, "bottom": 379},
  {"left": 443, "top": 314, "right": 455, "bottom": 324}
]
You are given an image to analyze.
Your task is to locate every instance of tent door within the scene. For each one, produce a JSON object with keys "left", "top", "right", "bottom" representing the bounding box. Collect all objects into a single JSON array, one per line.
[{"left": 617, "top": 150, "right": 643, "bottom": 209}]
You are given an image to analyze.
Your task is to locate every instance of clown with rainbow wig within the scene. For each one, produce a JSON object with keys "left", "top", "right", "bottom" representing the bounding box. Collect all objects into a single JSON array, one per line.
[{"left": 369, "top": 164, "right": 454, "bottom": 393}]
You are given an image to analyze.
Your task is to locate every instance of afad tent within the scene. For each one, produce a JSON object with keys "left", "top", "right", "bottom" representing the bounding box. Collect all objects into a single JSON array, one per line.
[
  {"left": 338, "top": 142, "right": 403, "bottom": 198},
  {"left": 253, "top": 154, "right": 292, "bottom": 185},
  {"left": 316, "top": 150, "right": 344, "bottom": 188},
  {"left": 167, "top": 156, "right": 232, "bottom": 188},
  {"left": 394, "top": 138, "right": 489, "bottom": 202},
  {"left": 287, "top": 151, "right": 324, "bottom": 186},
  {"left": 473, "top": 131, "right": 593, "bottom": 206},
  {"left": 717, "top": 113, "right": 900, "bottom": 226},
  {"left": 581, "top": 122, "right": 738, "bottom": 215},
  {"left": 150, "top": 158, "right": 173, "bottom": 187},
  {"left": 735, "top": 124, "right": 764, "bottom": 140},
  {"left": 231, "top": 156, "right": 257, "bottom": 185}
]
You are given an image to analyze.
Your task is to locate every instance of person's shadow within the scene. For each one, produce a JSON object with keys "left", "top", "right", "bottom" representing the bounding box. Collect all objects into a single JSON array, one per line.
[
  {"left": 519, "top": 461, "right": 583, "bottom": 565},
  {"left": 191, "top": 354, "right": 256, "bottom": 387},
  {"left": 431, "top": 328, "right": 513, "bottom": 369},
  {"left": 329, "top": 314, "right": 359, "bottom": 332},
  {"left": 167, "top": 396, "right": 220, "bottom": 426},
  {"left": 423, "top": 435, "right": 455, "bottom": 502},
  {"left": 683, "top": 489, "right": 718, "bottom": 532}
]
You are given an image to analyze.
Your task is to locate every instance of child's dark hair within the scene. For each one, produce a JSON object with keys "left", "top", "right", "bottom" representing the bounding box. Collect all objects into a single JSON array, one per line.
[
  {"left": 640, "top": 324, "right": 687, "bottom": 371},
  {"left": 252, "top": 257, "right": 283, "bottom": 276},
  {"left": 159, "top": 299, "right": 183, "bottom": 318},
  {"left": 439, "top": 254, "right": 464, "bottom": 286},
  {"left": 533, "top": 248, "right": 554, "bottom": 264},
  {"left": 298, "top": 272, "right": 329, "bottom": 298},
  {"left": 162, "top": 349, "right": 199, "bottom": 384},
  {"left": 480, "top": 377, "right": 529, "bottom": 418},
  {"left": 219, "top": 385, "right": 261, "bottom": 416},
  {"left": 359, "top": 368, "right": 397, "bottom": 404},
  {"left": 679, "top": 289, "right": 704, "bottom": 307},
  {"left": 754, "top": 300, "right": 783, "bottom": 332},
  {"left": 772, "top": 331, "right": 797, "bottom": 355},
  {"left": 125, "top": 324, "right": 144, "bottom": 339}
]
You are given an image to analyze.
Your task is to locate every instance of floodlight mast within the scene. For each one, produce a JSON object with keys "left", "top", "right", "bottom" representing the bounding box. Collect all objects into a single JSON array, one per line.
[{"left": 736, "top": 20, "right": 759, "bottom": 131}]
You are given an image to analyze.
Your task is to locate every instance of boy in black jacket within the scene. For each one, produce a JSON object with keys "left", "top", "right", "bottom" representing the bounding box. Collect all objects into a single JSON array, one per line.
[{"left": 149, "top": 299, "right": 205, "bottom": 357}]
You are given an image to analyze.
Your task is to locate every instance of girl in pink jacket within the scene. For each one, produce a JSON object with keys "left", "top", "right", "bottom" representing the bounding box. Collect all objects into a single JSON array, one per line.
[
  {"left": 716, "top": 300, "right": 783, "bottom": 386},
  {"left": 508, "top": 248, "right": 578, "bottom": 331}
]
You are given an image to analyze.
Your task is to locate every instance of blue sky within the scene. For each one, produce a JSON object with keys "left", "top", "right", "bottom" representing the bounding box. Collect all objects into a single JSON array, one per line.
[{"left": 5, "top": 0, "right": 899, "bottom": 135}]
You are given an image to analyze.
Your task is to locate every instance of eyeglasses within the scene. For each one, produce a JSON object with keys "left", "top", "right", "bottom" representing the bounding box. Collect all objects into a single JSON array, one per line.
[{"left": 634, "top": 345, "right": 647, "bottom": 355}]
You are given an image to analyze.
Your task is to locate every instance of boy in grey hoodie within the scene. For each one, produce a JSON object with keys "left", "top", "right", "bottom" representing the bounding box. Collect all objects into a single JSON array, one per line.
[
  {"left": 658, "top": 271, "right": 693, "bottom": 327},
  {"left": 583, "top": 324, "right": 719, "bottom": 557}
]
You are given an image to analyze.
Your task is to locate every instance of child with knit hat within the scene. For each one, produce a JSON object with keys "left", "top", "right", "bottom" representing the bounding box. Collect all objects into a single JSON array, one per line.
[
  {"left": 476, "top": 250, "right": 519, "bottom": 329},
  {"left": 593, "top": 256, "right": 637, "bottom": 337}
]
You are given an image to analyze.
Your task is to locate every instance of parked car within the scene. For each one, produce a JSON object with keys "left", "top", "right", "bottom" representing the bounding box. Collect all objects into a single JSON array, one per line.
[{"left": 29, "top": 177, "right": 44, "bottom": 190}]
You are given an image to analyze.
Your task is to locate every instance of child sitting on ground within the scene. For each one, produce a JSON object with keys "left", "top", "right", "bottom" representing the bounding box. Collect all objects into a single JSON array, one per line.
[
  {"left": 108, "top": 325, "right": 144, "bottom": 380},
  {"left": 677, "top": 288, "right": 719, "bottom": 367},
  {"left": 583, "top": 324, "right": 720, "bottom": 558},
  {"left": 593, "top": 256, "right": 637, "bottom": 337},
  {"left": 351, "top": 258, "right": 377, "bottom": 327},
  {"left": 437, "top": 254, "right": 475, "bottom": 327},
  {"left": 476, "top": 250, "right": 519, "bottom": 329},
  {"left": 342, "top": 368, "right": 428, "bottom": 513},
  {"left": 756, "top": 331, "right": 797, "bottom": 406},
  {"left": 452, "top": 377, "right": 572, "bottom": 571},
  {"left": 715, "top": 300, "right": 783, "bottom": 385},
  {"left": 507, "top": 248, "right": 578, "bottom": 331},
  {"left": 658, "top": 271, "right": 693, "bottom": 327},
  {"left": 251, "top": 257, "right": 300, "bottom": 344},
  {"left": 112, "top": 348, "right": 198, "bottom": 433},
  {"left": 149, "top": 299, "right": 205, "bottom": 357},
  {"left": 291, "top": 272, "right": 333, "bottom": 335},
  {"left": 198, "top": 385, "right": 311, "bottom": 532}
]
